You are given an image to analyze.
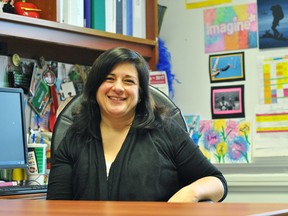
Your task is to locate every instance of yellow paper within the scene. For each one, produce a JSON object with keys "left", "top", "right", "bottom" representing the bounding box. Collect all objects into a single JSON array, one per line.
[{"left": 186, "top": 0, "right": 232, "bottom": 9}]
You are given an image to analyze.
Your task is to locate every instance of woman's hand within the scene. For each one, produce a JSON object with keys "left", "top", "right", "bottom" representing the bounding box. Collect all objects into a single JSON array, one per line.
[
  {"left": 168, "top": 176, "right": 224, "bottom": 203},
  {"left": 168, "top": 185, "right": 199, "bottom": 203}
]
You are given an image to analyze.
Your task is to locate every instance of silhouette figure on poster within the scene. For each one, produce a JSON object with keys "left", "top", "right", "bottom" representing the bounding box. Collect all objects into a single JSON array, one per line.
[
  {"left": 271, "top": 5, "right": 284, "bottom": 39},
  {"left": 261, "top": 4, "right": 287, "bottom": 41}
]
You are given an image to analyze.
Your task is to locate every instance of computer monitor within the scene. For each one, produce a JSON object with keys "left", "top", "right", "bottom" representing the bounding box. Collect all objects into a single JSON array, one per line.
[{"left": 0, "top": 87, "right": 28, "bottom": 169}]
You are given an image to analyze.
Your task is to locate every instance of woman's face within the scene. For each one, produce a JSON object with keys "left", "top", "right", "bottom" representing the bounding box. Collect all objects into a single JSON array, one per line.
[{"left": 96, "top": 62, "right": 140, "bottom": 120}]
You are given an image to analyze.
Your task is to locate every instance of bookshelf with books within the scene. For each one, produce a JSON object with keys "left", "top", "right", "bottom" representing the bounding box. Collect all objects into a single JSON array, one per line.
[
  {"left": 0, "top": 0, "right": 158, "bottom": 70},
  {"left": 0, "top": 0, "right": 157, "bottom": 200}
]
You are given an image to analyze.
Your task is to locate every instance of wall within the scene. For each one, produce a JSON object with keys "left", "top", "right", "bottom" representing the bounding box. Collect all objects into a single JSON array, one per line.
[{"left": 158, "top": 0, "right": 288, "bottom": 203}]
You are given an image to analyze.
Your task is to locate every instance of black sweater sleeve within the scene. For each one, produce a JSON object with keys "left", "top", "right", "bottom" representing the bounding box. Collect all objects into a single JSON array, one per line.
[{"left": 163, "top": 119, "right": 228, "bottom": 202}]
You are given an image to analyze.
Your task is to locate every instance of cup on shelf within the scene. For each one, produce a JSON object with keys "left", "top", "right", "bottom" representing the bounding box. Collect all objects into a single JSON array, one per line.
[{"left": 26, "top": 143, "right": 48, "bottom": 185}]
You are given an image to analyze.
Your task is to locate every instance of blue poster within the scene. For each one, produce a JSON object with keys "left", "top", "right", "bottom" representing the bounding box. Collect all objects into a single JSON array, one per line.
[{"left": 257, "top": 0, "right": 288, "bottom": 49}]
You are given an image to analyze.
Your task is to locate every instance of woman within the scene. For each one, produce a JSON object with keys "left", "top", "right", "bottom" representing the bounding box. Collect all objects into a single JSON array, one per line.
[{"left": 47, "top": 47, "right": 228, "bottom": 202}]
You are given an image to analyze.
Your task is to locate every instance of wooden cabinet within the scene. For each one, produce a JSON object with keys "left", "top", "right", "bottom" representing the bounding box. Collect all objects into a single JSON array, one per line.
[{"left": 0, "top": 0, "right": 158, "bottom": 69}]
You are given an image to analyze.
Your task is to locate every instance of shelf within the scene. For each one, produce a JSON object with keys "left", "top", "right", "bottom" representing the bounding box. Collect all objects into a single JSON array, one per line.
[{"left": 0, "top": 12, "right": 158, "bottom": 69}]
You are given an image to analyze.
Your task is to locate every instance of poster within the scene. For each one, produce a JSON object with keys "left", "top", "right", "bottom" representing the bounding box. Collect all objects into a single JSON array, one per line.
[
  {"left": 257, "top": 0, "right": 288, "bottom": 49},
  {"left": 204, "top": 3, "right": 257, "bottom": 53}
]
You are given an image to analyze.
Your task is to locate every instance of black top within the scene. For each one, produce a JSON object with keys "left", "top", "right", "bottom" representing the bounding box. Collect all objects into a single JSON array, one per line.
[{"left": 47, "top": 119, "right": 227, "bottom": 201}]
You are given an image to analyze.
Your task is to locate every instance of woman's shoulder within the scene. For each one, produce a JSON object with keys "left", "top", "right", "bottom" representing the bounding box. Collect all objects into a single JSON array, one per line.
[
  {"left": 162, "top": 117, "right": 188, "bottom": 133},
  {"left": 148, "top": 117, "right": 190, "bottom": 142},
  {"left": 55, "top": 127, "right": 99, "bottom": 162}
]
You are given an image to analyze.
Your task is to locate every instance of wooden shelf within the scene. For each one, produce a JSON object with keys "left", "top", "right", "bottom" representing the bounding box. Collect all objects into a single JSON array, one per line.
[{"left": 0, "top": 1, "right": 158, "bottom": 69}]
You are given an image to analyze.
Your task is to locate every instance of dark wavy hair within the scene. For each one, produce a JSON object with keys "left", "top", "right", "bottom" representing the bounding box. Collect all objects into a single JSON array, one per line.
[{"left": 70, "top": 47, "right": 163, "bottom": 138}]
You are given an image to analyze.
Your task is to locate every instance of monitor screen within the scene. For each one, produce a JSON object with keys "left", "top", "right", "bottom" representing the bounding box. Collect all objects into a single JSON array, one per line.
[{"left": 0, "top": 87, "right": 28, "bottom": 169}]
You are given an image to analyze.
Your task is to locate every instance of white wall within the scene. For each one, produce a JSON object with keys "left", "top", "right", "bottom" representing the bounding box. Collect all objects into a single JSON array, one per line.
[{"left": 158, "top": 0, "right": 288, "bottom": 203}]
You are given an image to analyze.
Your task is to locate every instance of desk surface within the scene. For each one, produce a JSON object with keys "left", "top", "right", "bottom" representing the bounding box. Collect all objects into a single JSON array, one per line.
[{"left": 0, "top": 200, "right": 287, "bottom": 216}]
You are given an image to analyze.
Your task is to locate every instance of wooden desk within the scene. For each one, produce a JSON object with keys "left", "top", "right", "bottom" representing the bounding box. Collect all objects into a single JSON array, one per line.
[{"left": 0, "top": 200, "right": 287, "bottom": 216}]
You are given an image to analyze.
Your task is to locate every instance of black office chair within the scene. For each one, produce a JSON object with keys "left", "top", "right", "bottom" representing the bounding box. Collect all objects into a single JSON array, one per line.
[{"left": 51, "top": 85, "right": 188, "bottom": 156}]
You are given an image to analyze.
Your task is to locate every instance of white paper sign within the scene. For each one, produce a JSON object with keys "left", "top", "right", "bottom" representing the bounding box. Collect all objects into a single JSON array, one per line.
[{"left": 149, "top": 71, "right": 169, "bottom": 96}]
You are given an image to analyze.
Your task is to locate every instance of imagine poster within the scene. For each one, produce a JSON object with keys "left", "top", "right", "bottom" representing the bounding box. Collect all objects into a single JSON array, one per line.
[
  {"left": 257, "top": 0, "right": 288, "bottom": 49},
  {"left": 204, "top": 3, "right": 257, "bottom": 53},
  {"left": 198, "top": 119, "right": 252, "bottom": 164}
]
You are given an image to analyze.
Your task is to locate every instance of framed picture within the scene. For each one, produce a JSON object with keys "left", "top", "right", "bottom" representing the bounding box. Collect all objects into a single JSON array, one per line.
[
  {"left": 209, "top": 52, "right": 245, "bottom": 83},
  {"left": 211, "top": 85, "right": 245, "bottom": 119},
  {"left": 257, "top": 0, "right": 288, "bottom": 49}
]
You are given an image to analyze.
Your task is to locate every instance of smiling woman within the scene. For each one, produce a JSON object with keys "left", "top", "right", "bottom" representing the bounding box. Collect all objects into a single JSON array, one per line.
[
  {"left": 97, "top": 62, "right": 140, "bottom": 123},
  {"left": 47, "top": 47, "right": 228, "bottom": 203}
]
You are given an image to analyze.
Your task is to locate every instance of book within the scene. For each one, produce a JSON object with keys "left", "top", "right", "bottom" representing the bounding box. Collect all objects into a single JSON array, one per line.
[
  {"left": 57, "top": 0, "right": 84, "bottom": 27},
  {"left": 84, "top": 0, "right": 91, "bottom": 28},
  {"left": 56, "top": 0, "right": 63, "bottom": 23},
  {"left": 132, "top": 0, "right": 146, "bottom": 38},
  {"left": 122, "top": 0, "right": 133, "bottom": 36},
  {"left": 105, "top": 0, "right": 116, "bottom": 33},
  {"left": 115, "top": 0, "right": 123, "bottom": 34},
  {"left": 91, "top": 0, "right": 106, "bottom": 31}
]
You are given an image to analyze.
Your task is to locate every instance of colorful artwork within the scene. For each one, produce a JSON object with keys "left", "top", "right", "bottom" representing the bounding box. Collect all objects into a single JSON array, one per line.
[
  {"left": 257, "top": 0, "right": 288, "bottom": 49},
  {"left": 198, "top": 119, "right": 252, "bottom": 164},
  {"left": 204, "top": 3, "right": 257, "bottom": 53},
  {"left": 184, "top": 115, "right": 200, "bottom": 145}
]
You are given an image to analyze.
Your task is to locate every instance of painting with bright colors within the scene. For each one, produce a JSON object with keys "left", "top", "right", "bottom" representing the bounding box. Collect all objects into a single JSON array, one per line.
[
  {"left": 204, "top": 3, "right": 257, "bottom": 53},
  {"left": 198, "top": 119, "right": 252, "bottom": 164}
]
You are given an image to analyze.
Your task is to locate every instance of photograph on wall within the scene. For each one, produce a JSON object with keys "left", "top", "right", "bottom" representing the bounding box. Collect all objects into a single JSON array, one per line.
[
  {"left": 211, "top": 85, "right": 245, "bottom": 119},
  {"left": 198, "top": 118, "right": 252, "bottom": 164},
  {"left": 257, "top": 0, "right": 288, "bottom": 49},
  {"left": 204, "top": 3, "right": 257, "bottom": 53},
  {"left": 209, "top": 52, "right": 245, "bottom": 83}
]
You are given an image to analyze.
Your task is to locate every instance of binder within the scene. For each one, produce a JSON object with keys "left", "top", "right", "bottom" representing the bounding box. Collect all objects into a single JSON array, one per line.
[
  {"left": 91, "top": 0, "right": 106, "bottom": 31},
  {"left": 58, "top": 0, "right": 84, "bottom": 27},
  {"left": 105, "top": 0, "right": 116, "bottom": 33},
  {"left": 116, "top": 0, "right": 123, "bottom": 34},
  {"left": 132, "top": 0, "right": 146, "bottom": 38},
  {"left": 123, "top": 0, "right": 133, "bottom": 36},
  {"left": 84, "top": 0, "right": 91, "bottom": 28}
]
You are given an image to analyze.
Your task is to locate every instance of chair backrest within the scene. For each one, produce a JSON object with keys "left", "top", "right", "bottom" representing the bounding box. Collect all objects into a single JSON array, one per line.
[{"left": 51, "top": 85, "right": 188, "bottom": 156}]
